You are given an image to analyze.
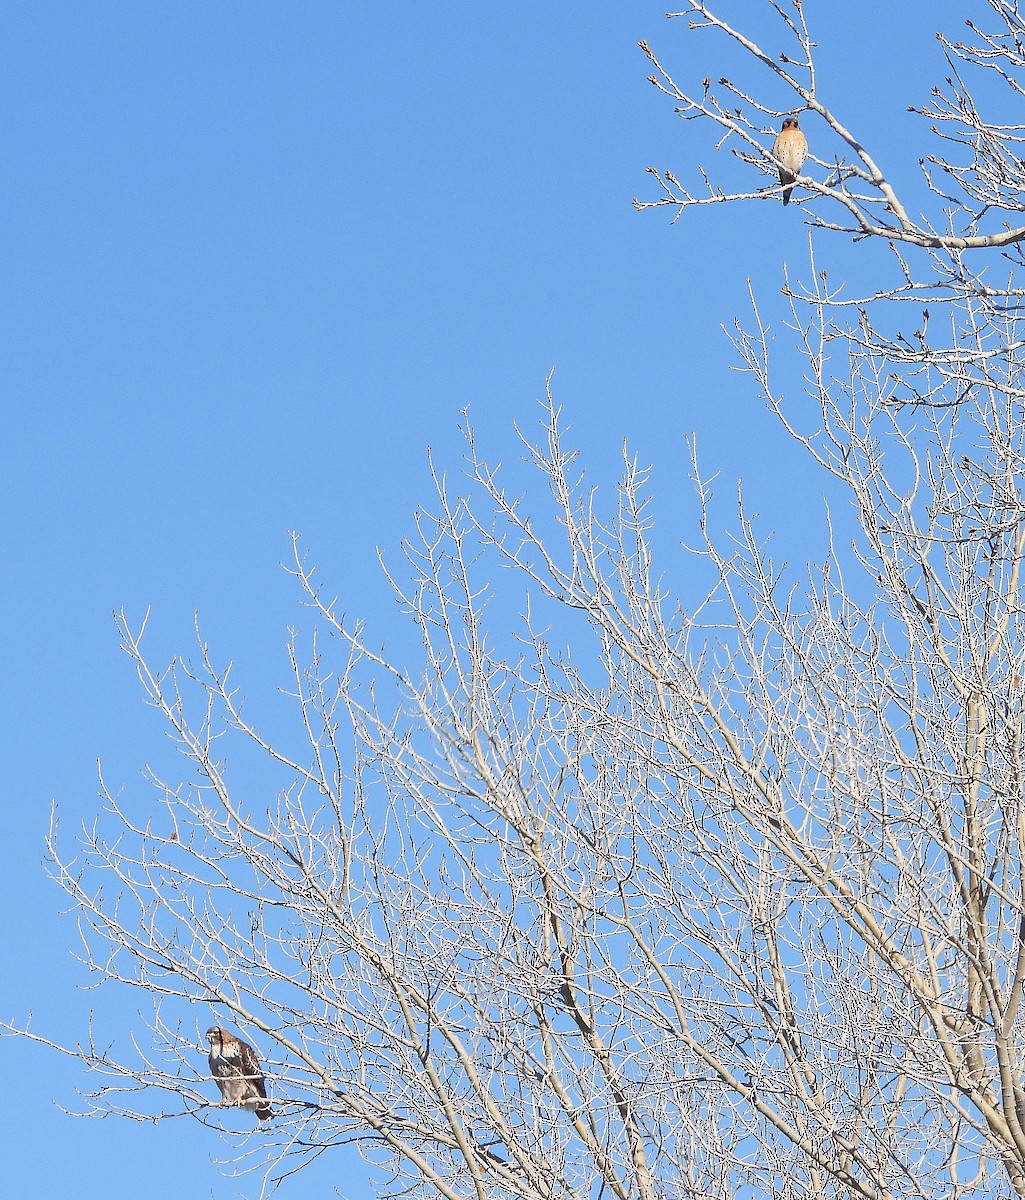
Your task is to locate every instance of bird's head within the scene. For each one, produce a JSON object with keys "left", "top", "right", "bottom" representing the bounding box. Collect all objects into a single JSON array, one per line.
[{"left": 781, "top": 116, "right": 800, "bottom": 131}]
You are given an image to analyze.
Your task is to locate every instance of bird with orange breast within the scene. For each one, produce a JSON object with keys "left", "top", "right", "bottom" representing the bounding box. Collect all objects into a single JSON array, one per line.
[{"left": 772, "top": 116, "right": 808, "bottom": 206}]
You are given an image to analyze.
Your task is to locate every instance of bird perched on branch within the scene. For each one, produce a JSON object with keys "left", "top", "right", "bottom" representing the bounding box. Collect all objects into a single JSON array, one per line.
[
  {"left": 772, "top": 116, "right": 808, "bottom": 206},
  {"left": 206, "top": 1026, "right": 273, "bottom": 1120}
]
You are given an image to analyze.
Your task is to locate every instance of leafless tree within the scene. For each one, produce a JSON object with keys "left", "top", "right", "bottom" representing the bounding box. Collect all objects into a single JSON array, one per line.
[{"left": 10, "top": 3, "right": 1025, "bottom": 1199}]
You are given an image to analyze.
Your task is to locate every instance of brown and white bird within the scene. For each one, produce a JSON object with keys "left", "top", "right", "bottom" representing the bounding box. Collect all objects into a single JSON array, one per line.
[
  {"left": 772, "top": 116, "right": 808, "bottom": 206},
  {"left": 206, "top": 1026, "right": 273, "bottom": 1120}
]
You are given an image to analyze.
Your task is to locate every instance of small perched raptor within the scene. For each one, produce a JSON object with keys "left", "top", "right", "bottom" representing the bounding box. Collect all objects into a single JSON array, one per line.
[
  {"left": 772, "top": 116, "right": 808, "bottom": 206},
  {"left": 206, "top": 1026, "right": 273, "bottom": 1120}
]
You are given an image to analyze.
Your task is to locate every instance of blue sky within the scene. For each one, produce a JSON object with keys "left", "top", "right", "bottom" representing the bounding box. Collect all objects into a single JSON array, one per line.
[{"left": 2, "top": 3, "right": 969, "bottom": 1196}]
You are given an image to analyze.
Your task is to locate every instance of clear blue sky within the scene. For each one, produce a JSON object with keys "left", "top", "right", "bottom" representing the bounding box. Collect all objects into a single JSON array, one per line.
[{"left": 1, "top": 3, "right": 967, "bottom": 1196}]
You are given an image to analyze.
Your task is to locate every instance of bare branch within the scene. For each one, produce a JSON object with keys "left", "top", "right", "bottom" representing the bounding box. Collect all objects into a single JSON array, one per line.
[{"left": 636, "top": 3, "right": 1025, "bottom": 249}]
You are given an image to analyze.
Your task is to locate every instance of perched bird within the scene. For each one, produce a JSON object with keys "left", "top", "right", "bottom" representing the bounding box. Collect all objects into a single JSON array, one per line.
[
  {"left": 206, "top": 1026, "right": 273, "bottom": 1120},
  {"left": 772, "top": 116, "right": 808, "bottom": 206}
]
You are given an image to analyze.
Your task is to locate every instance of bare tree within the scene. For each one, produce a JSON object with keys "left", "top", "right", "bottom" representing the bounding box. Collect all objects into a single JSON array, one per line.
[{"left": 10, "top": 3, "right": 1025, "bottom": 1199}]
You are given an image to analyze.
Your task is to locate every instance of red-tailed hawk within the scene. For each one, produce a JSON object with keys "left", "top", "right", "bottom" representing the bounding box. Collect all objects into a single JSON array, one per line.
[
  {"left": 205, "top": 1026, "right": 273, "bottom": 1120},
  {"left": 772, "top": 116, "right": 808, "bottom": 206}
]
